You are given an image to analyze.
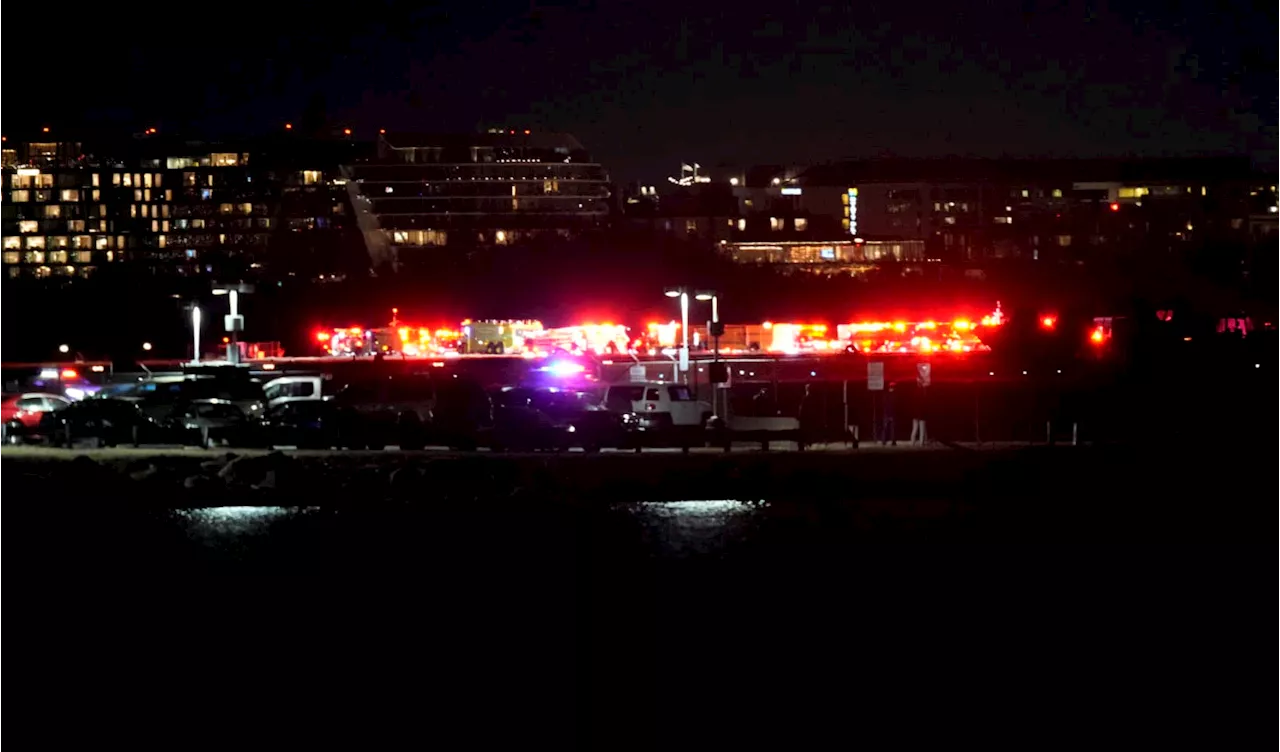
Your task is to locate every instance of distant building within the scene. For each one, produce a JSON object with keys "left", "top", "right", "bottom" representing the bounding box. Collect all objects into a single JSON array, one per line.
[
  {"left": 1, "top": 131, "right": 361, "bottom": 281},
  {"left": 798, "top": 157, "right": 1264, "bottom": 263},
  {"left": 347, "top": 130, "right": 611, "bottom": 270}
]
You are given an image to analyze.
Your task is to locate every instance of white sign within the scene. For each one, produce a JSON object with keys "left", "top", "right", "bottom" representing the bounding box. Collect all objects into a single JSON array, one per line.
[
  {"left": 916, "top": 363, "right": 932, "bottom": 387},
  {"left": 679, "top": 346, "right": 689, "bottom": 372},
  {"left": 629, "top": 365, "right": 647, "bottom": 382},
  {"left": 867, "top": 362, "right": 885, "bottom": 391}
]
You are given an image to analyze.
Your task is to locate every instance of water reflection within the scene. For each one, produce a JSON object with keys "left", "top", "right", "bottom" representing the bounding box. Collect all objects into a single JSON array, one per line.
[
  {"left": 620, "top": 500, "right": 765, "bottom": 557},
  {"left": 176, "top": 506, "right": 318, "bottom": 540}
]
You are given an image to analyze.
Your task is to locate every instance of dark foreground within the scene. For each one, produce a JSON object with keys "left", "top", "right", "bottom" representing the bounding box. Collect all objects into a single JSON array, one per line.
[{"left": 5, "top": 444, "right": 1273, "bottom": 748}]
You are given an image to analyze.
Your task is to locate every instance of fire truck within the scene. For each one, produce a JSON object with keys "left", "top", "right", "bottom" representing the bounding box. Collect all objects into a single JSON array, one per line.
[{"left": 460, "top": 320, "right": 544, "bottom": 354}]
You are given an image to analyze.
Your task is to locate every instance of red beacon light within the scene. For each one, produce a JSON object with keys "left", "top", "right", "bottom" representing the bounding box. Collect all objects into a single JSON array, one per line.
[
  {"left": 1041, "top": 315, "right": 1057, "bottom": 330},
  {"left": 1090, "top": 326, "right": 1106, "bottom": 344},
  {"left": 1109, "top": 202, "right": 1120, "bottom": 212},
  {"left": 61, "top": 368, "right": 78, "bottom": 379}
]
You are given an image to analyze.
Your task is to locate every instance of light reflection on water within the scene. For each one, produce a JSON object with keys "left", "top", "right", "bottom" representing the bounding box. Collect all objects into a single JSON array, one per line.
[
  {"left": 176, "top": 506, "right": 318, "bottom": 538},
  {"left": 621, "top": 500, "right": 766, "bottom": 556}
]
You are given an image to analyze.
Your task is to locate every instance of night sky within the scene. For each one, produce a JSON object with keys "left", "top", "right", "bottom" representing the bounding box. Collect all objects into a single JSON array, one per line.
[{"left": 11, "top": 1, "right": 1276, "bottom": 181}]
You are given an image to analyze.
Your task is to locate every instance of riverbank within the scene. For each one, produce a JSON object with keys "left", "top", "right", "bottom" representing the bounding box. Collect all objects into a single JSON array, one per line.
[{"left": 2, "top": 443, "right": 1271, "bottom": 543}]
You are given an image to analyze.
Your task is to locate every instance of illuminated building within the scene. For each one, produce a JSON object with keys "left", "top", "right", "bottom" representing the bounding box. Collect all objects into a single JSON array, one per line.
[
  {"left": 796, "top": 157, "right": 1264, "bottom": 263},
  {"left": 1, "top": 132, "right": 359, "bottom": 281},
  {"left": 724, "top": 239, "right": 926, "bottom": 276},
  {"left": 347, "top": 130, "right": 611, "bottom": 269}
]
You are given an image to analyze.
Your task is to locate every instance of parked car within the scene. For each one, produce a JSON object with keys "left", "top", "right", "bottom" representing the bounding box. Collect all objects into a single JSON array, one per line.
[
  {"left": 491, "top": 387, "right": 632, "bottom": 452},
  {"left": 165, "top": 399, "right": 255, "bottom": 448},
  {"left": 2, "top": 392, "right": 72, "bottom": 443},
  {"left": 36, "top": 398, "right": 177, "bottom": 448},
  {"left": 599, "top": 381, "right": 711, "bottom": 446},
  {"left": 255, "top": 400, "right": 386, "bottom": 450}
]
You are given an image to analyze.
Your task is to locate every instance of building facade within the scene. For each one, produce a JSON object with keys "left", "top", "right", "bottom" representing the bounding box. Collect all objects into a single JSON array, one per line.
[
  {"left": 1, "top": 132, "right": 360, "bottom": 281},
  {"left": 797, "top": 157, "right": 1266, "bottom": 263},
  {"left": 347, "top": 130, "right": 611, "bottom": 270}
]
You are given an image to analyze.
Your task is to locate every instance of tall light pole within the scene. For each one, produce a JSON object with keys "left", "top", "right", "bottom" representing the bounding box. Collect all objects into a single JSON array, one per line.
[
  {"left": 191, "top": 306, "right": 202, "bottom": 363},
  {"left": 213, "top": 283, "right": 253, "bottom": 364},
  {"left": 695, "top": 291, "right": 721, "bottom": 416},
  {"left": 664, "top": 287, "right": 691, "bottom": 379}
]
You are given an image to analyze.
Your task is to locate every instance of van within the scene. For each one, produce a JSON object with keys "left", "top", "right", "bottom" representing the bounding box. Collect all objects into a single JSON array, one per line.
[
  {"left": 263, "top": 375, "right": 330, "bottom": 409},
  {"left": 600, "top": 381, "right": 711, "bottom": 436}
]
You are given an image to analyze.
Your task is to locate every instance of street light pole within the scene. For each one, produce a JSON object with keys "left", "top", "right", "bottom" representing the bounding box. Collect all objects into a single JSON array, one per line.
[
  {"left": 679, "top": 290, "right": 690, "bottom": 381},
  {"left": 191, "top": 306, "right": 202, "bottom": 363}
]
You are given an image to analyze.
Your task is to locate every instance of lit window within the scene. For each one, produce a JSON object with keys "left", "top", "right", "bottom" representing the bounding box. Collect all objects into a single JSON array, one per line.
[
  {"left": 92, "top": 173, "right": 100, "bottom": 187},
  {"left": 48, "top": 250, "right": 68, "bottom": 264},
  {"left": 144, "top": 173, "right": 153, "bottom": 188},
  {"left": 92, "top": 189, "right": 100, "bottom": 201},
  {"left": 50, "top": 236, "right": 68, "bottom": 248},
  {"left": 18, "top": 220, "right": 38, "bottom": 233},
  {"left": 769, "top": 217, "right": 783, "bottom": 231},
  {"left": 36, "top": 174, "right": 53, "bottom": 189},
  {"left": 2, "top": 251, "right": 18, "bottom": 264},
  {"left": 737, "top": 219, "right": 746, "bottom": 231},
  {"left": 184, "top": 172, "right": 196, "bottom": 187},
  {"left": 152, "top": 220, "right": 159, "bottom": 232},
  {"left": 122, "top": 173, "right": 132, "bottom": 188},
  {"left": 112, "top": 173, "right": 121, "bottom": 186},
  {"left": 26, "top": 249, "right": 46, "bottom": 262},
  {"left": 3, "top": 237, "right": 19, "bottom": 249},
  {"left": 794, "top": 218, "right": 808, "bottom": 231},
  {"left": 72, "top": 235, "right": 92, "bottom": 249},
  {"left": 99, "top": 205, "right": 107, "bottom": 217},
  {"left": 157, "top": 235, "right": 166, "bottom": 248},
  {"left": 11, "top": 175, "right": 32, "bottom": 189},
  {"left": 154, "top": 173, "right": 162, "bottom": 187},
  {"left": 68, "top": 220, "right": 86, "bottom": 231},
  {"left": 239, "top": 203, "right": 253, "bottom": 214},
  {"left": 33, "top": 265, "right": 51, "bottom": 278},
  {"left": 11, "top": 190, "right": 29, "bottom": 202},
  {"left": 43, "top": 205, "right": 61, "bottom": 218},
  {"left": 1056, "top": 235, "right": 1072, "bottom": 246},
  {"left": 1021, "top": 189, "right": 1029, "bottom": 198},
  {"left": 165, "top": 189, "right": 173, "bottom": 201},
  {"left": 74, "top": 251, "right": 92, "bottom": 264},
  {"left": 302, "top": 170, "right": 321, "bottom": 185},
  {"left": 211, "top": 153, "right": 239, "bottom": 167},
  {"left": 144, "top": 189, "right": 151, "bottom": 201},
  {"left": 220, "top": 203, "right": 234, "bottom": 214},
  {"left": 162, "top": 220, "right": 169, "bottom": 232},
  {"left": 141, "top": 205, "right": 149, "bottom": 218},
  {"left": 994, "top": 216, "right": 1013, "bottom": 224},
  {"left": 130, "top": 205, "right": 138, "bottom": 218},
  {"left": 134, "top": 189, "right": 143, "bottom": 202},
  {"left": 1051, "top": 189, "right": 1063, "bottom": 198},
  {"left": 95, "top": 237, "right": 110, "bottom": 250}
]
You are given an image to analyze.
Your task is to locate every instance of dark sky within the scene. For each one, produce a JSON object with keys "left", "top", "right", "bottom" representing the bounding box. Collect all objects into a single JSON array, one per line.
[{"left": 10, "top": 0, "right": 1276, "bottom": 181}]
